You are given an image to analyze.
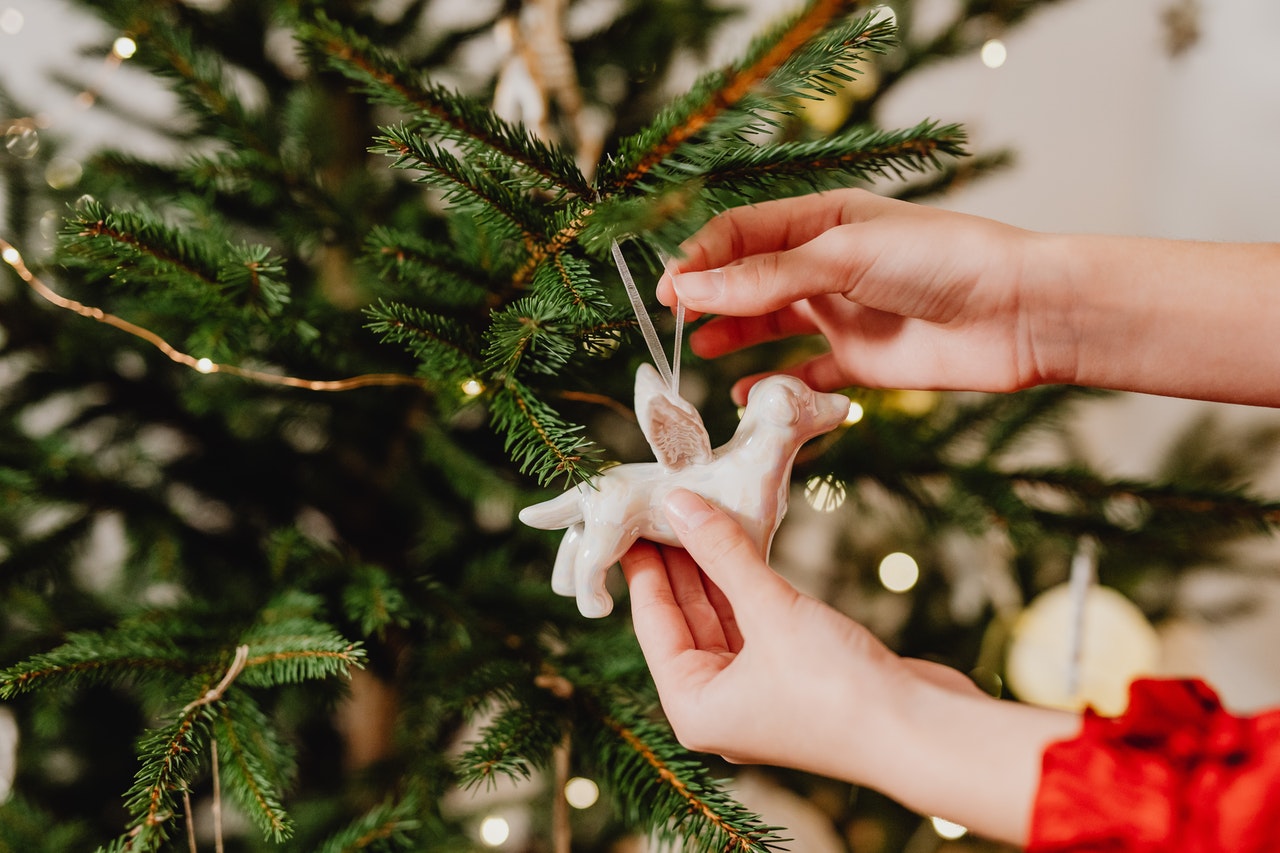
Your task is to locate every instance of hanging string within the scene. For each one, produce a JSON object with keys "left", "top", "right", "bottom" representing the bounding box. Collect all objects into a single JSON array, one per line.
[
  {"left": 671, "top": 302, "right": 685, "bottom": 398},
  {"left": 609, "top": 237, "right": 674, "bottom": 389},
  {"left": 1065, "top": 536, "right": 1098, "bottom": 699}
]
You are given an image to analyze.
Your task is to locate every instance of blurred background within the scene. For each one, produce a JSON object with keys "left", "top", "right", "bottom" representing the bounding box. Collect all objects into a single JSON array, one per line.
[{"left": 3, "top": 0, "right": 1280, "bottom": 850}]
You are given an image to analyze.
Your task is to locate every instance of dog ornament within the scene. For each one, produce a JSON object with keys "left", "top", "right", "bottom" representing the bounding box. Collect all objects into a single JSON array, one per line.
[{"left": 519, "top": 363, "right": 850, "bottom": 617}]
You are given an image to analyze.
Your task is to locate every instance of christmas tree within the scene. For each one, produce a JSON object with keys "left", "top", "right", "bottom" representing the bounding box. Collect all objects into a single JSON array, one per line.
[{"left": 4, "top": 0, "right": 1279, "bottom": 850}]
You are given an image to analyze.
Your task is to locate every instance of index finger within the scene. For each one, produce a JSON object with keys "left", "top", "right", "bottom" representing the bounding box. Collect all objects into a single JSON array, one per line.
[
  {"left": 683, "top": 188, "right": 886, "bottom": 269},
  {"left": 656, "top": 189, "right": 876, "bottom": 307}
]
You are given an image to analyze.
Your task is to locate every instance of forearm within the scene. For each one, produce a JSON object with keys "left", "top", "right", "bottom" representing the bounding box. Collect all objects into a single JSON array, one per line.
[
  {"left": 853, "top": 671, "right": 1080, "bottom": 845},
  {"left": 1032, "top": 233, "right": 1280, "bottom": 406}
]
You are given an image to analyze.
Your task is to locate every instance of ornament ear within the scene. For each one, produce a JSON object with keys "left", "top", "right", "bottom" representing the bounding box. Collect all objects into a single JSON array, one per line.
[{"left": 761, "top": 385, "right": 800, "bottom": 426}]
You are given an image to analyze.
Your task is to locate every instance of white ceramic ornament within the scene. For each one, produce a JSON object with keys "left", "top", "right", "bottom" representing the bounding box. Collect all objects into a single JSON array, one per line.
[{"left": 519, "top": 363, "right": 851, "bottom": 617}]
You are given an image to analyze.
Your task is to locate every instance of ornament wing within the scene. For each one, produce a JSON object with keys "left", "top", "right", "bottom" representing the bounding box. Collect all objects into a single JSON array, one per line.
[{"left": 634, "top": 363, "right": 713, "bottom": 471}]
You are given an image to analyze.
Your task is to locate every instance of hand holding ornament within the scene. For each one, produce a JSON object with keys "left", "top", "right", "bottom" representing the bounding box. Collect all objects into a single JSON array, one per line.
[{"left": 660, "top": 187, "right": 1280, "bottom": 408}]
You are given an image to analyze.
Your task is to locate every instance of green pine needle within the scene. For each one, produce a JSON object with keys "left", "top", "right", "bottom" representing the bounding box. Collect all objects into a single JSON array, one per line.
[
  {"left": 491, "top": 380, "right": 601, "bottom": 486},
  {"left": 302, "top": 14, "right": 590, "bottom": 196},
  {"left": 591, "top": 701, "right": 789, "bottom": 853},
  {"left": 455, "top": 700, "right": 563, "bottom": 789},
  {"left": 364, "top": 300, "right": 482, "bottom": 379},
  {"left": 214, "top": 692, "right": 296, "bottom": 841},
  {"left": 311, "top": 796, "right": 426, "bottom": 853},
  {"left": 373, "top": 125, "right": 545, "bottom": 243},
  {"left": 364, "top": 226, "right": 495, "bottom": 306}
]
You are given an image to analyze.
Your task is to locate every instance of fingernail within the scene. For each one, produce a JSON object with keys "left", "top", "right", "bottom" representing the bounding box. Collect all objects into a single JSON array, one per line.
[
  {"left": 672, "top": 269, "right": 724, "bottom": 303},
  {"left": 664, "top": 488, "right": 716, "bottom": 532}
]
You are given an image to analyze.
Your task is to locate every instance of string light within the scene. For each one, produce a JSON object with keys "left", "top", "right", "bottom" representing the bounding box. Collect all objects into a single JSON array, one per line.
[
  {"left": 564, "top": 776, "right": 599, "bottom": 809},
  {"left": 878, "top": 551, "right": 919, "bottom": 593},
  {"left": 931, "top": 816, "right": 968, "bottom": 840},
  {"left": 981, "top": 38, "right": 1008, "bottom": 69},
  {"left": 111, "top": 36, "right": 137, "bottom": 60},
  {"left": 4, "top": 25, "right": 137, "bottom": 137},
  {"left": 843, "top": 400, "right": 864, "bottom": 426},
  {"left": 478, "top": 815, "right": 510, "bottom": 847},
  {"left": 4, "top": 124, "right": 39, "bottom": 159},
  {"left": 0, "top": 236, "right": 426, "bottom": 393},
  {"left": 461, "top": 378, "right": 485, "bottom": 397},
  {"left": 804, "top": 474, "right": 847, "bottom": 512}
]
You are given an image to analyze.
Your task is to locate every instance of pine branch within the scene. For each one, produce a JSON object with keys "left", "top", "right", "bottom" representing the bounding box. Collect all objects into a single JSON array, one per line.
[
  {"left": 373, "top": 125, "right": 545, "bottom": 245},
  {"left": 1002, "top": 467, "right": 1280, "bottom": 532},
  {"left": 483, "top": 296, "right": 587, "bottom": 382},
  {"left": 301, "top": 15, "right": 590, "bottom": 196},
  {"left": 891, "top": 150, "right": 1015, "bottom": 202},
  {"left": 592, "top": 702, "right": 788, "bottom": 853},
  {"left": 530, "top": 252, "right": 609, "bottom": 316},
  {"left": 925, "top": 386, "right": 1101, "bottom": 456},
  {"left": 0, "top": 627, "right": 192, "bottom": 699},
  {"left": 364, "top": 301, "right": 482, "bottom": 378},
  {"left": 455, "top": 699, "right": 564, "bottom": 789},
  {"left": 699, "top": 121, "right": 968, "bottom": 194},
  {"left": 214, "top": 691, "right": 295, "bottom": 841},
  {"left": 599, "top": 0, "right": 869, "bottom": 191},
  {"left": 364, "top": 226, "right": 496, "bottom": 306},
  {"left": 105, "top": 8, "right": 272, "bottom": 154},
  {"left": 236, "top": 629, "right": 365, "bottom": 687},
  {"left": 514, "top": 203, "right": 594, "bottom": 286},
  {"left": 117, "top": 694, "right": 215, "bottom": 852},
  {"left": 491, "top": 380, "right": 600, "bottom": 486},
  {"left": 342, "top": 563, "right": 413, "bottom": 639},
  {"left": 60, "top": 200, "right": 291, "bottom": 318},
  {"left": 310, "top": 797, "right": 425, "bottom": 853}
]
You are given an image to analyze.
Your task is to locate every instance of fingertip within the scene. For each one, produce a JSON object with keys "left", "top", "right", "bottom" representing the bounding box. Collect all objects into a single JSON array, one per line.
[
  {"left": 656, "top": 270, "right": 677, "bottom": 308},
  {"left": 730, "top": 375, "right": 761, "bottom": 407},
  {"left": 670, "top": 269, "right": 724, "bottom": 308}
]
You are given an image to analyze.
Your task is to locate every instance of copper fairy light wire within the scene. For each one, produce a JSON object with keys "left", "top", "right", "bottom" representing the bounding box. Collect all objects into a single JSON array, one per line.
[
  {"left": 0, "top": 237, "right": 426, "bottom": 392},
  {"left": 2, "top": 25, "right": 426, "bottom": 394}
]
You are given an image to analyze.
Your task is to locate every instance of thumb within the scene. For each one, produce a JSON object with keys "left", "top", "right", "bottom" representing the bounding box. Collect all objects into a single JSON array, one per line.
[{"left": 663, "top": 488, "right": 793, "bottom": 616}]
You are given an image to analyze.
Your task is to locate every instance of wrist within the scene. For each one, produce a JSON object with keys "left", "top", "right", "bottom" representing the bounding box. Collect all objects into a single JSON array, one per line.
[
  {"left": 875, "top": 670, "right": 1080, "bottom": 844},
  {"left": 1017, "top": 231, "right": 1088, "bottom": 388}
]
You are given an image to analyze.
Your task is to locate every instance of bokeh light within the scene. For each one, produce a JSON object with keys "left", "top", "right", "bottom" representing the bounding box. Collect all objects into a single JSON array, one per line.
[{"left": 878, "top": 551, "right": 919, "bottom": 593}]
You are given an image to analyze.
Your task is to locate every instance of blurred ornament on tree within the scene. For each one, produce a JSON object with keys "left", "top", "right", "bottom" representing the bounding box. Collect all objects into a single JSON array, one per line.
[{"left": 1005, "top": 582, "right": 1161, "bottom": 716}]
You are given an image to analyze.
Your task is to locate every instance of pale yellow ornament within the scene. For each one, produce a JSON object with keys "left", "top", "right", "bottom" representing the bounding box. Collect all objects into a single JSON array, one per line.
[{"left": 1005, "top": 583, "right": 1159, "bottom": 716}]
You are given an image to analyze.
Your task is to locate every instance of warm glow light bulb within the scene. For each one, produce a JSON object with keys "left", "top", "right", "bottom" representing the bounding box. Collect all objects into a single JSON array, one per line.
[
  {"left": 843, "top": 400, "right": 864, "bottom": 426},
  {"left": 461, "top": 378, "right": 484, "bottom": 397},
  {"left": 931, "top": 816, "right": 968, "bottom": 840},
  {"left": 565, "top": 776, "right": 599, "bottom": 809},
  {"left": 112, "top": 36, "right": 138, "bottom": 59},
  {"left": 1, "top": 246, "right": 20, "bottom": 266},
  {"left": 878, "top": 551, "right": 919, "bottom": 593},
  {"left": 804, "top": 474, "right": 847, "bottom": 513},
  {"left": 195, "top": 358, "right": 216, "bottom": 374},
  {"left": 981, "top": 38, "right": 1007, "bottom": 68},
  {"left": 479, "top": 816, "right": 510, "bottom": 847}
]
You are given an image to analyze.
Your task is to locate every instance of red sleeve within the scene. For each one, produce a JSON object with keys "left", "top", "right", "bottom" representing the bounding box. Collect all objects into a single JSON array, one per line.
[{"left": 1027, "top": 679, "right": 1280, "bottom": 852}]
